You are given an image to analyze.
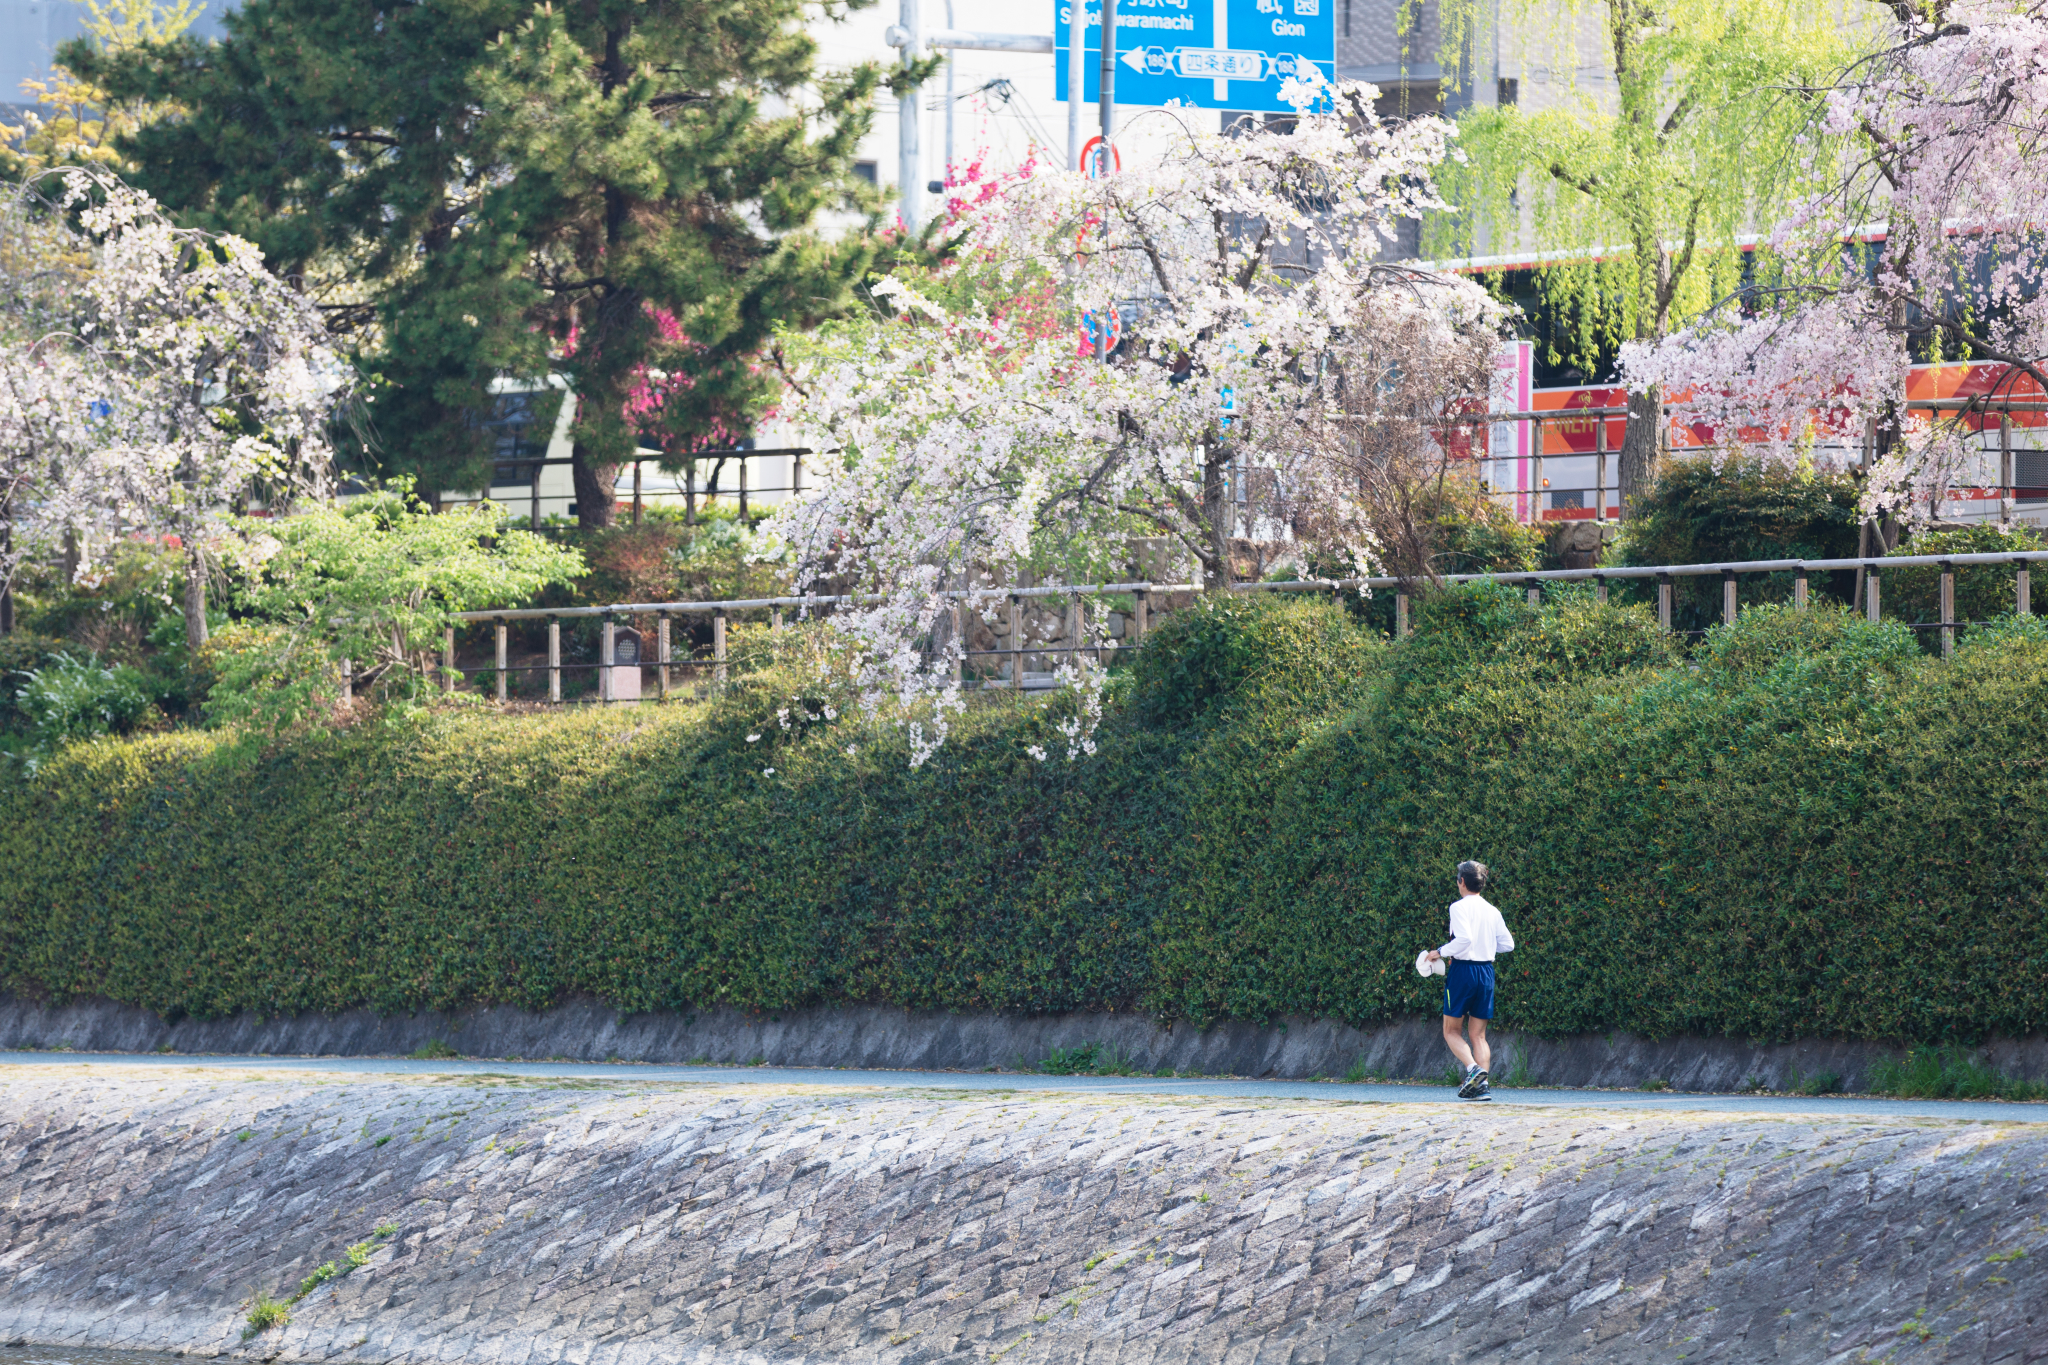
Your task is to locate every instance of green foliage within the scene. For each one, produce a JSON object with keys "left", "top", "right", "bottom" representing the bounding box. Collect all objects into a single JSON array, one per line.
[
  {"left": 1430, "top": 0, "right": 1861, "bottom": 359},
  {"left": 1792, "top": 1070, "right": 1841, "bottom": 1096},
  {"left": 410, "top": 1039, "right": 458, "bottom": 1060},
  {"left": 1619, "top": 457, "right": 1865, "bottom": 566},
  {"left": 208, "top": 482, "right": 586, "bottom": 729},
  {"left": 1867, "top": 1046, "right": 2047, "bottom": 1101},
  {"left": 0, "top": 632, "right": 70, "bottom": 735},
  {"left": 1613, "top": 456, "right": 1864, "bottom": 630},
  {"left": 243, "top": 1290, "right": 290, "bottom": 1338},
  {"left": 1038, "top": 1043, "right": 1103, "bottom": 1075},
  {"left": 1883, "top": 524, "right": 2047, "bottom": 642},
  {"left": 296, "top": 1262, "right": 339, "bottom": 1298},
  {"left": 1129, "top": 594, "right": 1385, "bottom": 726},
  {"left": 81, "top": 0, "right": 899, "bottom": 512},
  {"left": 6, "top": 588, "right": 2048, "bottom": 1049},
  {"left": 10, "top": 651, "right": 158, "bottom": 748}
]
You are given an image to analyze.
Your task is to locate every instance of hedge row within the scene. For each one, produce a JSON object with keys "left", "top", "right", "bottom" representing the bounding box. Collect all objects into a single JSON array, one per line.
[{"left": 5, "top": 586, "right": 2047, "bottom": 1043}]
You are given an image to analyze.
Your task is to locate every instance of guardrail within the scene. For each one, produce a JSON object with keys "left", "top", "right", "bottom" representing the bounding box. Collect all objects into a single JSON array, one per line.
[{"left": 435, "top": 549, "right": 2048, "bottom": 702}]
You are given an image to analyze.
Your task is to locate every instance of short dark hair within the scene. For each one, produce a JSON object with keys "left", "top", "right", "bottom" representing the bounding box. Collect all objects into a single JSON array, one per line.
[{"left": 1456, "top": 860, "right": 1489, "bottom": 892}]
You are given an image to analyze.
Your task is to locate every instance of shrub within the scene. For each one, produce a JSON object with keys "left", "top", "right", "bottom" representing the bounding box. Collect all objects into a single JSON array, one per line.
[
  {"left": 1129, "top": 593, "right": 1382, "bottom": 725},
  {"left": 1615, "top": 457, "right": 1864, "bottom": 628},
  {"left": 0, "top": 632, "right": 68, "bottom": 735},
  {"left": 1882, "top": 524, "right": 2046, "bottom": 643},
  {"left": 1868, "top": 1046, "right": 2046, "bottom": 1101},
  {"left": 11, "top": 652, "right": 157, "bottom": 746},
  {"left": 5, "top": 591, "right": 2048, "bottom": 1051}
]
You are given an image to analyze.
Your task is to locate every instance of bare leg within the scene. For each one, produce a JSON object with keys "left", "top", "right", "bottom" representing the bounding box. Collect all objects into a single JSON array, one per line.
[
  {"left": 1441, "top": 1015, "right": 1476, "bottom": 1071},
  {"left": 1469, "top": 1018, "right": 1491, "bottom": 1073}
]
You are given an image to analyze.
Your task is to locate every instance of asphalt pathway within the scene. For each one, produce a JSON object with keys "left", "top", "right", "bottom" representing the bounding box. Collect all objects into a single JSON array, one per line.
[{"left": 3, "top": 1049, "right": 2043, "bottom": 1123}]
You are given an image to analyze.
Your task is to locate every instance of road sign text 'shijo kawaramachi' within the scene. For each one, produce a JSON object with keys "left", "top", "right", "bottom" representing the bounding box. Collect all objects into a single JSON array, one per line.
[{"left": 1055, "top": 0, "right": 1336, "bottom": 114}]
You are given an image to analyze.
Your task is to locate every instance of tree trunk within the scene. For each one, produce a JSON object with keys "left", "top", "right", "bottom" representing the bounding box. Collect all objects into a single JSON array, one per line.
[
  {"left": 0, "top": 515, "right": 13, "bottom": 635},
  {"left": 184, "top": 541, "right": 209, "bottom": 652},
  {"left": 1200, "top": 438, "right": 1234, "bottom": 589},
  {"left": 571, "top": 440, "right": 621, "bottom": 529},
  {"left": 1619, "top": 384, "right": 1662, "bottom": 515}
]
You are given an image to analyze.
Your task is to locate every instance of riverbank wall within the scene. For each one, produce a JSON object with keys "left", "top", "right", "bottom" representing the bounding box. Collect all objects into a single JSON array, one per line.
[
  {"left": 4, "top": 993, "right": 2046, "bottom": 1094},
  {"left": 1, "top": 1066, "right": 2043, "bottom": 1365}
]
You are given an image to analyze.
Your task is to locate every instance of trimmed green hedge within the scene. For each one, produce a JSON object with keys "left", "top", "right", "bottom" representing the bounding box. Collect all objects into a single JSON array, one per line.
[{"left": 5, "top": 587, "right": 2047, "bottom": 1043}]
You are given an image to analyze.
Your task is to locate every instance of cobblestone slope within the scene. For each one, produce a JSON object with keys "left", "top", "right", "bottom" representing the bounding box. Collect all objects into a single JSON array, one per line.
[{"left": 0, "top": 1067, "right": 2042, "bottom": 1364}]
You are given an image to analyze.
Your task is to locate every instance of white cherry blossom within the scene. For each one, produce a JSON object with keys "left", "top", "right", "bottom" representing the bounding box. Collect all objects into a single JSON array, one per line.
[
  {"left": 0, "top": 169, "right": 344, "bottom": 646},
  {"left": 767, "top": 82, "right": 1509, "bottom": 764},
  {"left": 1621, "top": 1, "right": 2048, "bottom": 527}
]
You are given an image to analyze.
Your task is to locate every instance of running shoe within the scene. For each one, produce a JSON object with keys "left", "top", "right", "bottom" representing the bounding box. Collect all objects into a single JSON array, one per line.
[{"left": 1457, "top": 1065, "right": 1483, "bottom": 1099}]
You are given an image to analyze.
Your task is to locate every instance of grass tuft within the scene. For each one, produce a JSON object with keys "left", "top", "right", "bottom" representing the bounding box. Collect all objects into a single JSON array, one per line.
[
  {"left": 243, "top": 1289, "right": 291, "bottom": 1339},
  {"left": 1869, "top": 1046, "right": 2046, "bottom": 1101}
]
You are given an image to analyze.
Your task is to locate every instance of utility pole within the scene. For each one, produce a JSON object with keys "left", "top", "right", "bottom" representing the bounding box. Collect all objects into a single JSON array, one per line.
[
  {"left": 898, "top": 0, "right": 922, "bottom": 233},
  {"left": 1098, "top": 0, "right": 1116, "bottom": 168},
  {"left": 943, "top": 0, "right": 956, "bottom": 185},
  {"left": 887, "top": 17, "right": 1053, "bottom": 226},
  {"left": 1066, "top": 0, "right": 1086, "bottom": 167}
]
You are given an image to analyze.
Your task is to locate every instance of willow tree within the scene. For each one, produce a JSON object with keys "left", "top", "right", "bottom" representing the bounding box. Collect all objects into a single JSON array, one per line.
[{"left": 1426, "top": 0, "right": 1866, "bottom": 506}]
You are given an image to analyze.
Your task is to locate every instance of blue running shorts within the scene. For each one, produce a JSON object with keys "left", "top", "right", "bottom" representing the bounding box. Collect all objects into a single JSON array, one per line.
[{"left": 1443, "top": 960, "right": 1495, "bottom": 1020}]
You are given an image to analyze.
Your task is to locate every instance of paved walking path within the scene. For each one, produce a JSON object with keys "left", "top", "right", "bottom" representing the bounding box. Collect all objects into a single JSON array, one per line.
[{"left": 3, "top": 1048, "right": 2042, "bottom": 1123}]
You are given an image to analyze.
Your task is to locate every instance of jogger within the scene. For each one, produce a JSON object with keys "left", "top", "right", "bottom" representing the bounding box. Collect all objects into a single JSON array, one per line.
[{"left": 1424, "top": 860, "right": 1514, "bottom": 1101}]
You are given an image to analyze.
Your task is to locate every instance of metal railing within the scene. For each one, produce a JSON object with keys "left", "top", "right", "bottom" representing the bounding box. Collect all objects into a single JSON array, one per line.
[{"left": 432, "top": 548, "right": 2048, "bottom": 702}]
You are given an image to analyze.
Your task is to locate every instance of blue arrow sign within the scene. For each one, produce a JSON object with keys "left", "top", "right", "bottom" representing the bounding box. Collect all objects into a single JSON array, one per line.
[{"left": 1055, "top": 0, "right": 1334, "bottom": 114}]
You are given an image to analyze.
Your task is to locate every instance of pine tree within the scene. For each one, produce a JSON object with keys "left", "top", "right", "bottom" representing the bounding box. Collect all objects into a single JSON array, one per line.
[{"left": 77, "top": 0, "right": 900, "bottom": 525}]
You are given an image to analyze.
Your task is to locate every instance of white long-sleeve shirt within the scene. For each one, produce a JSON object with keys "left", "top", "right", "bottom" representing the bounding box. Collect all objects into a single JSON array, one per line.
[{"left": 1439, "top": 894, "right": 1515, "bottom": 962}]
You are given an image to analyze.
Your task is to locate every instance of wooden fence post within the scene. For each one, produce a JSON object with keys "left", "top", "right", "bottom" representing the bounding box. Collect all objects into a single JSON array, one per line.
[
  {"left": 713, "top": 607, "right": 728, "bottom": 683},
  {"left": 547, "top": 618, "right": 561, "bottom": 703},
  {"left": 1939, "top": 562, "right": 1955, "bottom": 658},
  {"left": 340, "top": 657, "right": 352, "bottom": 703},
  {"left": 657, "top": 613, "right": 671, "bottom": 699},
  {"left": 1657, "top": 574, "right": 1673, "bottom": 632},
  {"left": 1009, "top": 593, "right": 1023, "bottom": 692},
  {"left": 1594, "top": 574, "right": 1607, "bottom": 606},
  {"left": 1395, "top": 592, "right": 1409, "bottom": 638},
  {"left": 1721, "top": 571, "right": 1737, "bottom": 626},
  {"left": 1794, "top": 566, "right": 1809, "bottom": 611},
  {"left": 601, "top": 617, "right": 615, "bottom": 702},
  {"left": 2002, "top": 416, "right": 2015, "bottom": 522},
  {"left": 1526, "top": 579, "right": 1541, "bottom": 608},
  {"left": 1133, "top": 587, "right": 1149, "bottom": 643},
  {"left": 952, "top": 598, "right": 965, "bottom": 684},
  {"left": 494, "top": 619, "right": 508, "bottom": 701},
  {"left": 1866, "top": 566, "right": 1882, "bottom": 624},
  {"left": 443, "top": 626, "right": 456, "bottom": 693},
  {"left": 2020, "top": 559, "right": 2033, "bottom": 618}
]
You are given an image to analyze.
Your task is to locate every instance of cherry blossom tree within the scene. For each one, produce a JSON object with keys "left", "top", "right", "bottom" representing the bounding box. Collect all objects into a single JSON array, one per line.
[
  {"left": 0, "top": 170, "right": 345, "bottom": 648},
  {"left": 1621, "top": 0, "right": 2048, "bottom": 533},
  {"left": 766, "top": 82, "right": 1510, "bottom": 764}
]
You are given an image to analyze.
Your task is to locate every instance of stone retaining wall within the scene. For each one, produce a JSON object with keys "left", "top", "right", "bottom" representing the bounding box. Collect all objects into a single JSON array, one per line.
[
  {"left": 5, "top": 994, "right": 2047, "bottom": 1094},
  {"left": 0, "top": 1067, "right": 2043, "bottom": 1364}
]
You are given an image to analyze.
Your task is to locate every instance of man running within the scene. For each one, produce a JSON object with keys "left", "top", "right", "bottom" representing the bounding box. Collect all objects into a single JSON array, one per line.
[{"left": 1424, "top": 860, "right": 1515, "bottom": 1101}]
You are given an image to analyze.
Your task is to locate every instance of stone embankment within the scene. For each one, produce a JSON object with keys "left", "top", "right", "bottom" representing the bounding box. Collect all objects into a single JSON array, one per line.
[
  {"left": 3, "top": 1067, "right": 2045, "bottom": 1364},
  {"left": 11, "top": 994, "right": 2045, "bottom": 1094}
]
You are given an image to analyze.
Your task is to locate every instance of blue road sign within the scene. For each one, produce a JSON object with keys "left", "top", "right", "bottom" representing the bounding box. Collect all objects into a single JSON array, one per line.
[{"left": 1055, "top": 0, "right": 1334, "bottom": 114}]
